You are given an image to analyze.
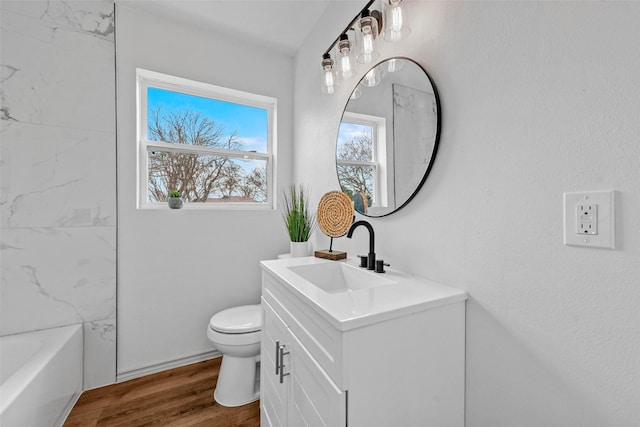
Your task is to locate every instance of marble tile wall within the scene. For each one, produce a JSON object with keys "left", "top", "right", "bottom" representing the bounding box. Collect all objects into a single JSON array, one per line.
[{"left": 0, "top": 0, "right": 116, "bottom": 389}]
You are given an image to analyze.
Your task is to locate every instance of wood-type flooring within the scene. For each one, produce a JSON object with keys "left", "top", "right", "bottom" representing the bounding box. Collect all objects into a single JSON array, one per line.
[{"left": 63, "top": 358, "right": 260, "bottom": 427}]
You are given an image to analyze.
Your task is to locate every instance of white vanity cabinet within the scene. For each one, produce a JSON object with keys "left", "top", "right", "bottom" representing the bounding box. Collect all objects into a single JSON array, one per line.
[
  {"left": 261, "top": 299, "right": 346, "bottom": 427},
  {"left": 260, "top": 258, "right": 467, "bottom": 427}
]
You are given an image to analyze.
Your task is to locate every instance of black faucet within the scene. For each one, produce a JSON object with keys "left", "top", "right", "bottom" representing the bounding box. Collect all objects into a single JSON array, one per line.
[{"left": 346, "top": 220, "right": 376, "bottom": 270}]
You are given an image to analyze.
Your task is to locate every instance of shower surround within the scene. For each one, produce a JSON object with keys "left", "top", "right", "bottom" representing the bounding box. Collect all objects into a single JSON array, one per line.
[{"left": 0, "top": 0, "right": 117, "bottom": 389}]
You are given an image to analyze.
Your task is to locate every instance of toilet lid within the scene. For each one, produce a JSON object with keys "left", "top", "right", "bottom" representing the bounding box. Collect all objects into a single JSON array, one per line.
[{"left": 209, "top": 304, "right": 261, "bottom": 334}]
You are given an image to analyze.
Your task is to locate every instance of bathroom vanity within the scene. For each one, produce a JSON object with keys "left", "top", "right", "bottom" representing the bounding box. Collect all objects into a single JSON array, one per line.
[{"left": 260, "top": 257, "right": 467, "bottom": 427}]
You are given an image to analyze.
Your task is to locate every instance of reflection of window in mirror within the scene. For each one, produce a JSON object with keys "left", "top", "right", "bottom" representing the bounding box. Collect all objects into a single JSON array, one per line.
[{"left": 337, "top": 112, "right": 387, "bottom": 214}]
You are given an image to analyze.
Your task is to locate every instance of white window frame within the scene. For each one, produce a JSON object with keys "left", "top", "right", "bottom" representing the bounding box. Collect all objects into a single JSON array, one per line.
[
  {"left": 338, "top": 111, "right": 388, "bottom": 208},
  {"left": 136, "top": 68, "right": 277, "bottom": 210}
]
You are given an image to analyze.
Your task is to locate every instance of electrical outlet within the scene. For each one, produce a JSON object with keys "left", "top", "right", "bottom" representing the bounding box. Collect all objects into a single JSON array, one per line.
[
  {"left": 564, "top": 191, "right": 615, "bottom": 249},
  {"left": 576, "top": 203, "right": 598, "bottom": 235}
]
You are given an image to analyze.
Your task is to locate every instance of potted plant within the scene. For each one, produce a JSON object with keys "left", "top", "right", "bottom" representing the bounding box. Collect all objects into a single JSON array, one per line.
[
  {"left": 281, "top": 185, "right": 316, "bottom": 257},
  {"left": 167, "top": 189, "right": 183, "bottom": 209}
]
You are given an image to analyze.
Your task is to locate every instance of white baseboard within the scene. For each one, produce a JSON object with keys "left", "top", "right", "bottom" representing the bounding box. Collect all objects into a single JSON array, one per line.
[{"left": 116, "top": 350, "right": 221, "bottom": 383}]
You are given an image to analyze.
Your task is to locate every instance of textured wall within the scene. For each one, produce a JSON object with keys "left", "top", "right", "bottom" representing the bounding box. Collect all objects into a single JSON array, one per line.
[
  {"left": 1, "top": 0, "right": 116, "bottom": 389},
  {"left": 294, "top": 1, "right": 640, "bottom": 425}
]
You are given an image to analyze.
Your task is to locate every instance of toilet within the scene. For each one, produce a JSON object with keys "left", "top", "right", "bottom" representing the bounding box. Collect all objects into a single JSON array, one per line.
[{"left": 207, "top": 304, "right": 262, "bottom": 407}]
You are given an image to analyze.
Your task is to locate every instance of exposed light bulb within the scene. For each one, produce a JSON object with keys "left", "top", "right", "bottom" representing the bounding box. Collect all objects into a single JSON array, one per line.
[
  {"left": 321, "top": 54, "right": 338, "bottom": 94},
  {"left": 341, "top": 55, "right": 353, "bottom": 77},
  {"left": 389, "top": 6, "right": 403, "bottom": 35},
  {"left": 362, "top": 66, "right": 382, "bottom": 87},
  {"left": 324, "top": 70, "right": 335, "bottom": 93},
  {"left": 364, "top": 70, "right": 376, "bottom": 86},
  {"left": 361, "top": 33, "right": 374, "bottom": 64},
  {"left": 337, "top": 34, "right": 356, "bottom": 80},
  {"left": 384, "top": 0, "right": 411, "bottom": 42},
  {"left": 357, "top": 10, "right": 380, "bottom": 64},
  {"left": 363, "top": 32, "right": 374, "bottom": 55}
]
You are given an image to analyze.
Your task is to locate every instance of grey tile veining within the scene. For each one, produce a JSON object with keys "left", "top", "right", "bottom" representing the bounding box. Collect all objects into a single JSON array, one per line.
[
  {"left": 0, "top": 121, "right": 116, "bottom": 228},
  {"left": 0, "top": 0, "right": 115, "bottom": 131},
  {"left": 84, "top": 318, "right": 117, "bottom": 389},
  {"left": 1, "top": 0, "right": 116, "bottom": 389},
  {"left": 0, "top": 0, "right": 114, "bottom": 36},
  {"left": 0, "top": 226, "right": 116, "bottom": 336}
]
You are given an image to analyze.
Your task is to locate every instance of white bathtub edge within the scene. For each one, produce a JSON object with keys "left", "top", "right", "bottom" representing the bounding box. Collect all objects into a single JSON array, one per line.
[{"left": 0, "top": 324, "right": 83, "bottom": 427}]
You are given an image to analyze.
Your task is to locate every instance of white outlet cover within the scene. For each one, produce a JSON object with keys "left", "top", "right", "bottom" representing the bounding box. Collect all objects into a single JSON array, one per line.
[{"left": 563, "top": 191, "right": 615, "bottom": 249}]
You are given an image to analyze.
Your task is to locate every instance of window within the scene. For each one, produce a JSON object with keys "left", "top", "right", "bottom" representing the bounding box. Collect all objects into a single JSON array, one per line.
[
  {"left": 137, "top": 69, "right": 276, "bottom": 209},
  {"left": 337, "top": 112, "right": 387, "bottom": 213}
]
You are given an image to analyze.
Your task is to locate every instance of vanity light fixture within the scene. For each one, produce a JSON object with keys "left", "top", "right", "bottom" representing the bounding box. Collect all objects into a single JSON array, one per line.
[
  {"left": 320, "top": 53, "right": 338, "bottom": 95},
  {"left": 320, "top": 0, "right": 411, "bottom": 94},
  {"left": 337, "top": 34, "right": 357, "bottom": 80},
  {"left": 383, "top": 0, "right": 411, "bottom": 42},
  {"left": 356, "top": 10, "right": 380, "bottom": 65}
]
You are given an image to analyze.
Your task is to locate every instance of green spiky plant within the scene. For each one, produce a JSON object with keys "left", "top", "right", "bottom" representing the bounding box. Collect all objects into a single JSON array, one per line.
[
  {"left": 281, "top": 185, "right": 316, "bottom": 242},
  {"left": 169, "top": 189, "right": 181, "bottom": 198}
]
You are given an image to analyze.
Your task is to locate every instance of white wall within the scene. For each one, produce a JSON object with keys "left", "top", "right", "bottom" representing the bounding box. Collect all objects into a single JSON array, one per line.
[
  {"left": 0, "top": 0, "right": 117, "bottom": 389},
  {"left": 115, "top": 4, "right": 292, "bottom": 376},
  {"left": 295, "top": 1, "right": 640, "bottom": 426}
]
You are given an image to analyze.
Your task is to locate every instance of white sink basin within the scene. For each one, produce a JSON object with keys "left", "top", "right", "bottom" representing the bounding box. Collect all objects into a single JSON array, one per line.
[
  {"left": 288, "top": 262, "right": 396, "bottom": 294},
  {"left": 262, "top": 257, "right": 469, "bottom": 330}
]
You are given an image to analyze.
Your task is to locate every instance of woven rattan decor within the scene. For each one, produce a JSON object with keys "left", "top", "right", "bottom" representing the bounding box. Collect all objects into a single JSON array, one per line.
[{"left": 317, "top": 191, "right": 354, "bottom": 238}]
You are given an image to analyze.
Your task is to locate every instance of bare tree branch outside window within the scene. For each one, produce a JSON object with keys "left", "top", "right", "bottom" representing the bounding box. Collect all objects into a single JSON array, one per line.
[
  {"left": 147, "top": 106, "right": 267, "bottom": 203},
  {"left": 337, "top": 132, "right": 374, "bottom": 202}
]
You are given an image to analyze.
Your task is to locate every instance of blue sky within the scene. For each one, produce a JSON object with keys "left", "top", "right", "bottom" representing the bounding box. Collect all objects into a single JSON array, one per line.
[
  {"left": 148, "top": 87, "right": 267, "bottom": 152},
  {"left": 337, "top": 121, "right": 371, "bottom": 154}
]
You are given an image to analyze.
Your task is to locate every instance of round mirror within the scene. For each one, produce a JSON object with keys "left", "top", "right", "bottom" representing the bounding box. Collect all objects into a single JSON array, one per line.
[{"left": 336, "top": 57, "right": 440, "bottom": 217}]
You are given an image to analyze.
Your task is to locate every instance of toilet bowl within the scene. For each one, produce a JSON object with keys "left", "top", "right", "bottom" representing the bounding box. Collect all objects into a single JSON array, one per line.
[{"left": 207, "top": 304, "right": 261, "bottom": 407}]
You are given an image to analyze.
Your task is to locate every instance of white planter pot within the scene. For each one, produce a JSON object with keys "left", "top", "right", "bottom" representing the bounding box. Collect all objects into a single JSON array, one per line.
[{"left": 290, "top": 241, "right": 310, "bottom": 258}]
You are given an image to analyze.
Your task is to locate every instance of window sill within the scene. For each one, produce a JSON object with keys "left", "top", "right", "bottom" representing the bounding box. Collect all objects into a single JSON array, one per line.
[{"left": 138, "top": 202, "right": 274, "bottom": 211}]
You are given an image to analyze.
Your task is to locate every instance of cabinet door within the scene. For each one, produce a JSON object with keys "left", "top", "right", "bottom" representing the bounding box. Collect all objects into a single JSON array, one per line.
[
  {"left": 262, "top": 297, "right": 347, "bottom": 427},
  {"left": 261, "top": 298, "right": 291, "bottom": 427},
  {"left": 288, "top": 331, "right": 347, "bottom": 427}
]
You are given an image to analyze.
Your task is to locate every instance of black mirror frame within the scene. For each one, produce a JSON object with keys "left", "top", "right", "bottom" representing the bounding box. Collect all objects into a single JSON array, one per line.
[{"left": 336, "top": 57, "right": 441, "bottom": 218}]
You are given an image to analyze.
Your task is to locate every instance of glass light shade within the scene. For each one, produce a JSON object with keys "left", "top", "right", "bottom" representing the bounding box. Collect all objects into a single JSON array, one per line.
[
  {"left": 321, "top": 54, "right": 339, "bottom": 94},
  {"left": 385, "top": 58, "right": 404, "bottom": 73},
  {"left": 361, "top": 66, "right": 382, "bottom": 87},
  {"left": 356, "top": 10, "right": 380, "bottom": 65},
  {"left": 383, "top": 0, "right": 411, "bottom": 42},
  {"left": 350, "top": 84, "right": 362, "bottom": 100},
  {"left": 337, "top": 34, "right": 357, "bottom": 80}
]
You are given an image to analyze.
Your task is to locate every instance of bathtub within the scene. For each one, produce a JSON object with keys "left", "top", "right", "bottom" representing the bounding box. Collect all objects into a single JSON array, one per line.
[{"left": 0, "top": 324, "right": 83, "bottom": 427}]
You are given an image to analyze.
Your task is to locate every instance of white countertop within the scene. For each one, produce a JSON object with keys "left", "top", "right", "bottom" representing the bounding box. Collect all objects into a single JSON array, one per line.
[{"left": 260, "top": 256, "right": 468, "bottom": 331}]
